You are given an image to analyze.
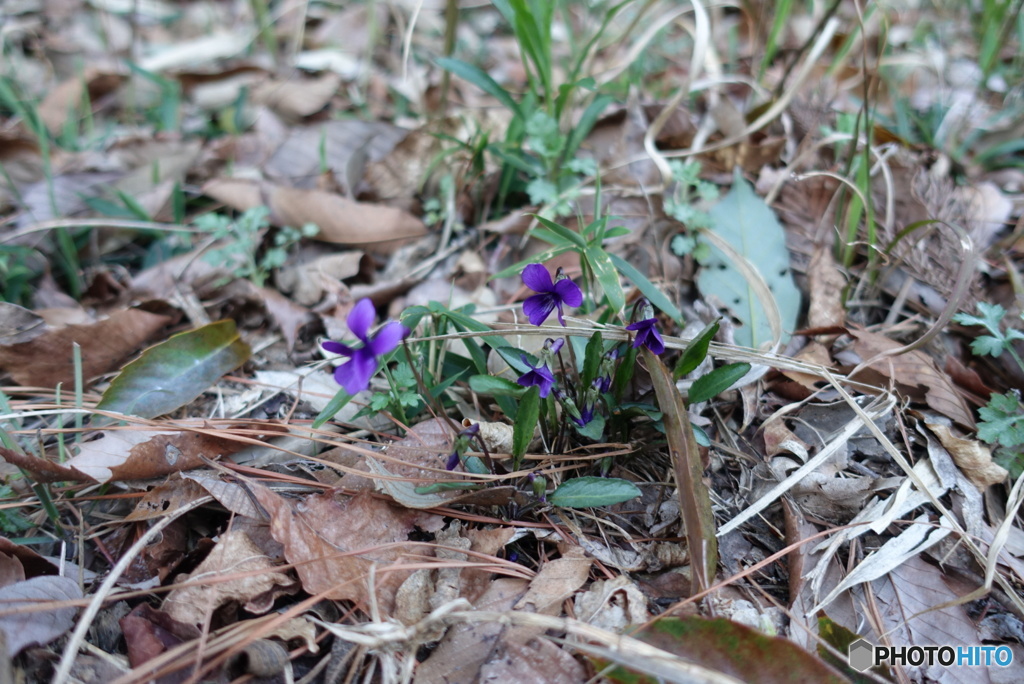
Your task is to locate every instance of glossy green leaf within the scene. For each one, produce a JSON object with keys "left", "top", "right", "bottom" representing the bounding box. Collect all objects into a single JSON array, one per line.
[
  {"left": 98, "top": 320, "right": 251, "bottom": 419},
  {"left": 581, "top": 330, "right": 603, "bottom": 388},
  {"left": 549, "top": 476, "right": 640, "bottom": 508},
  {"left": 609, "top": 253, "right": 682, "bottom": 324},
  {"left": 490, "top": 244, "right": 574, "bottom": 281},
  {"left": 513, "top": 385, "right": 540, "bottom": 462},
  {"left": 585, "top": 245, "right": 625, "bottom": 315},
  {"left": 688, "top": 362, "right": 751, "bottom": 404},
  {"left": 313, "top": 388, "right": 352, "bottom": 428},
  {"left": 469, "top": 375, "right": 527, "bottom": 398},
  {"left": 532, "top": 214, "right": 587, "bottom": 248},
  {"left": 674, "top": 319, "right": 720, "bottom": 379}
]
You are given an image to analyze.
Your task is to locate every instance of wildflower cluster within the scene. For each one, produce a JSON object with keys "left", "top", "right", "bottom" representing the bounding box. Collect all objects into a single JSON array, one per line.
[{"left": 513, "top": 263, "right": 666, "bottom": 435}]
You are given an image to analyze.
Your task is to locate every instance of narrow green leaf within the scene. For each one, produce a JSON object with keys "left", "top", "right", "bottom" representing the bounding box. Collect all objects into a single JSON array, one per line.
[
  {"left": 688, "top": 362, "right": 751, "bottom": 404},
  {"left": 313, "top": 388, "right": 352, "bottom": 429},
  {"left": 97, "top": 320, "right": 251, "bottom": 419},
  {"left": 644, "top": 348, "right": 717, "bottom": 593},
  {"left": 581, "top": 330, "right": 603, "bottom": 388},
  {"left": 436, "top": 57, "right": 524, "bottom": 120},
  {"left": 470, "top": 375, "right": 527, "bottom": 398},
  {"left": 674, "top": 320, "right": 720, "bottom": 379},
  {"left": 585, "top": 246, "right": 625, "bottom": 315},
  {"left": 513, "top": 385, "right": 540, "bottom": 461},
  {"left": 491, "top": 244, "right": 574, "bottom": 280},
  {"left": 532, "top": 214, "right": 587, "bottom": 248},
  {"left": 565, "top": 94, "right": 614, "bottom": 159},
  {"left": 609, "top": 253, "right": 683, "bottom": 325},
  {"left": 532, "top": 226, "right": 578, "bottom": 249},
  {"left": 549, "top": 476, "right": 640, "bottom": 508}
]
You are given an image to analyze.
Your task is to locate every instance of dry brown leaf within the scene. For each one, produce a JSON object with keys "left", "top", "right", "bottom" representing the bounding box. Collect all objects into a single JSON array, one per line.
[
  {"left": 264, "top": 120, "right": 406, "bottom": 191},
  {"left": 514, "top": 546, "right": 592, "bottom": 616},
  {"left": 0, "top": 537, "right": 57, "bottom": 580},
  {"left": 251, "top": 486, "right": 437, "bottom": 614},
  {"left": 928, "top": 423, "right": 1008, "bottom": 490},
  {"left": 477, "top": 636, "right": 586, "bottom": 684},
  {"left": 67, "top": 428, "right": 246, "bottom": 483},
  {"left": 250, "top": 284, "right": 314, "bottom": 350},
  {"left": 415, "top": 578, "right": 530, "bottom": 684},
  {"left": 0, "top": 306, "right": 172, "bottom": 387},
  {"left": 163, "top": 530, "right": 295, "bottom": 626},
  {"left": 0, "top": 553, "right": 25, "bottom": 590},
  {"left": 275, "top": 251, "right": 366, "bottom": 306},
  {"left": 806, "top": 244, "right": 846, "bottom": 331},
  {"left": 0, "top": 445, "right": 94, "bottom": 483},
  {"left": 38, "top": 68, "right": 123, "bottom": 134},
  {"left": 203, "top": 178, "right": 428, "bottom": 247},
  {"left": 0, "top": 129, "right": 44, "bottom": 205},
  {"left": 847, "top": 329, "right": 975, "bottom": 428},
  {"left": 251, "top": 71, "right": 341, "bottom": 121},
  {"left": 125, "top": 478, "right": 210, "bottom": 522},
  {"left": 182, "top": 472, "right": 265, "bottom": 520},
  {"left": 0, "top": 576, "right": 82, "bottom": 657}
]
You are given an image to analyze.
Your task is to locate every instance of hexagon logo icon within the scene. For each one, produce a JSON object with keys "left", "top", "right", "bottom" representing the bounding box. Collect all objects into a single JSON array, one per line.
[{"left": 848, "top": 639, "right": 875, "bottom": 672}]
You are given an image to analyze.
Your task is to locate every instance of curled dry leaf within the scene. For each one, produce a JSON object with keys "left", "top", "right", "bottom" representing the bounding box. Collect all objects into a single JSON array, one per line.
[
  {"left": 514, "top": 547, "right": 592, "bottom": 616},
  {"left": 67, "top": 428, "right": 247, "bottom": 483},
  {"left": 203, "top": 178, "right": 427, "bottom": 247},
  {"left": 0, "top": 445, "right": 93, "bottom": 483},
  {"left": 927, "top": 422, "right": 1008, "bottom": 490},
  {"left": 275, "top": 251, "right": 365, "bottom": 306},
  {"left": 126, "top": 478, "right": 210, "bottom": 521},
  {"left": 163, "top": 530, "right": 295, "bottom": 626},
  {"left": 250, "top": 486, "right": 437, "bottom": 614},
  {"left": 251, "top": 71, "right": 342, "bottom": 121},
  {"left": 0, "top": 537, "right": 58, "bottom": 579},
  {"left": 0, "top": 575, "right": 82, "bottom": 657},
  {"left": 846, "top": 329, "right": 975, "bottom": 429},
  {"left": 0, "top": 306, "right": 172, "bottom": 388},
  {"left": 806, "top": 244, "right": 847, "bottom": 332}
]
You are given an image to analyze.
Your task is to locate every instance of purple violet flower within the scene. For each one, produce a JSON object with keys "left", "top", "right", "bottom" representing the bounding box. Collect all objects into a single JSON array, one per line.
[
  {"left": 516, "top": 354, "right": 555, "bottom": 398},
  {"left": 322, "top": 298, "right": 409, "bottom": 394},
  {"left": 522, "top": 263, "right": 583, "bottom": 326},
  {"left": 572, "top": 402, "right": 595, "bottom": 427},
  {"left": 626, "top": 316, "right": 665, "bottom": 355}
]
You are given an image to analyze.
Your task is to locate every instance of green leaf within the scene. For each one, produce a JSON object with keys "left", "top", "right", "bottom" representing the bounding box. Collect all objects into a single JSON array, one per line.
[
  {"left": 674, "top": 320, "right": 720, "bottom": 379},
  {"left": 971, "top": 335, "right": 1008, "bottom": 357},
  {"left": 692, "top": 423, "right": 710, "bottom": 447},
  {"left": 689, "top": 363, "right": 751, "bottom": 404},
  {"left": 490, "top": 244, "right": 574, "bottom": 281},
  {"left": 470, "top": 375, "right": 527, "bottom": 398},
  {"left": 436, "top": 57, "right": 523, "bottom": 120},
  {"left": 608, "top": 253, "right": 683, "bottom": 325},
  {"left": 97, "top": 320, "right": 251, "bottom": 419},
  {"left": 532, "top": 214, "right": 587, "bottom": 248},
  {"left": 698, "top": 171, "right": 801, "bottom": 348},
  {"left": 513, "top": 385, "right": 540, "bottom": 462},
  {"left": 581, "top": 330, "right": 603, "bottom": 388},
  {"left": 585, "top": 245, "right": 625, "bottom": 315},
  {"left": 548, "top": 476, "right": 640, "bottom": 508},
  {"left": 574, "top": 413, "right": 606, "bottom": 441},
  {"left": 564, "top": 94, "right": 614, "bottom": 160},
  {"left": 978, "top": 391, "right": 1024, "bottom": 448}
]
